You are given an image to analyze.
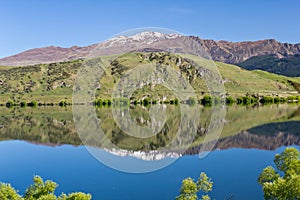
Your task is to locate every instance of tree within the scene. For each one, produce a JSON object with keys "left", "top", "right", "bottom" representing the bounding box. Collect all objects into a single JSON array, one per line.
[
  {"left": 176, "top": 172, "right": 213, "bottom": 200},
  {"left": 258, "top": 147, "right": 300, "bottom": 200},
  {"left": 24, "top": 176, "right": 57, "bottom": 199},
  {"left": 0, "top": 183, "right": 22, "bottom": 200},
  {"left": 58, "top": 192, "right": 92, "bottom": 200},
  {"left": 176, "top": 178, "right": 198, "bottom": 200},
  {"left": 0, "top": 176, "right": 92, "bottom": 200}
]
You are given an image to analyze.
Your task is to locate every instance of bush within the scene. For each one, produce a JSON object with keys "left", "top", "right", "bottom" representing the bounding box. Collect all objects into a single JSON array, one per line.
[
  {"left": 133, "top": 100, "right": 138, "bottom": 105},
  {"left": 260, "top": 96, "right": 274, "bottom": 104},
  {"left": 201, "top": 96, "right": 211, "bottom": 106},
  {"left": 59, "top": 101, "right": 67, "bottom": 107},
  {"left": 236, "top": 97, "right": 244, "bottom": 105},
  {"left": 287, "top": 96, "right": 299, "bottom": 102},
  {"left": 142, "top": 98, "right": 151, "bottom": 106},
  {"left": 274, "top": 97, "right": 287, "bottom": 103},
  {"left": 0, "top": 176, "right": 92, "bottom": 200},
  {"left": 20, "top": 102, "right": 27, "bottom": 107},
  {"left": 170, "top": 98, "right": 179, "bottom": 105},
  {"left": 6, "top": 100, "right": 14, "bottom": 108},
  {"left": 151, "top": 99, "right": 157, "bottom": 104},
  {"left": 94, "top": 99, "right": 102, "bottom": 106},
  {"left": 27, "top": 101, "right": 37, "bottom": 107},
  {"left": 226, "top": 96, "right": 235, "bottom": 105}
]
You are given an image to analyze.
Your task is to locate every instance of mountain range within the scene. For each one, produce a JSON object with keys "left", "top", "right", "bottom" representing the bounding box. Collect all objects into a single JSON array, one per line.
[{"left": 0, "top": 32, "right": 299, "bottom": 76}]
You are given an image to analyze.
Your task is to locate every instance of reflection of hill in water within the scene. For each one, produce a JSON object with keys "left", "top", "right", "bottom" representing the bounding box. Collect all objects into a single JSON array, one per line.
[
  {"left": 186, "top": 121, "right": 300, "bottom": 155},
  {"left": 0, "top": 107, "right": 81, "bottom": 146},
  {"left": 0, "top": 105, "right": 299, "bottom": 157}
]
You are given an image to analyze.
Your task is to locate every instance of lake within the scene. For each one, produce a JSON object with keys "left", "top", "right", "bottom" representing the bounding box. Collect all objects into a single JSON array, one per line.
[{"left": 0, "top": 104, "right": 299, "bottom": 199}]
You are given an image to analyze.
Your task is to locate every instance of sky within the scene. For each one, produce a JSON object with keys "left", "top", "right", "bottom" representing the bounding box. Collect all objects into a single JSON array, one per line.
[{"left": 0, "top": 0, "right": 299, "bottom": 58}]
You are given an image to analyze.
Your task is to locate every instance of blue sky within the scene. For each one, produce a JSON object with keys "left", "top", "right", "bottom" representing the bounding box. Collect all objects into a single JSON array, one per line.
[{"left": 0, "top": 0, "right": 299, "bottom": 58}]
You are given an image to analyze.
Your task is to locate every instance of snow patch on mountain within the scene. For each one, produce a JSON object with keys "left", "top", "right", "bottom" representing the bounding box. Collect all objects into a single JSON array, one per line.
[
  {"left": 103, "top": 148, "right": 182, "bottom": 161},
  {"left": 105, "top": 31, "right": 182, "bottom": 47}
]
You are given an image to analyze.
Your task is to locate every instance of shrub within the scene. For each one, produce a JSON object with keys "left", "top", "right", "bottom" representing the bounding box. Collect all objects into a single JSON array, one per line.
[
  {"left": 94, "top": 99, "right": 102, "bottom": 106},
  {"left": 274, "top": 97, "right": 287, "bottom": 103},
  {"left": 27, "top": 101, "right": 37, "bottom": 107},
  {"left": 142, "top": 98, "right": 151, "bottom": 106},
  {"left": 20, "top": 102, "right": 27, "bottom": 107},
  {"left": 169, "top": 98, "right": 179, "bottom": 105},
  {"left": 226, "top": 96, "right": 235, "bottom": 105},
  {"left": 6, "top": 100, "right": 14, "bottom": 108},
  {"left": 133, "top": 100, "right": 138, "bottom": 105},
  {"left": 170, "top": 98, "right": 179, "bottom": 105},
  {"left": 260, "top": 96, "right": 274, "bottom": 104},
  {"left": 287, "top": 96, "right": 298, "bottom": 102},
  {"left": 201, "top": 96, "right": 211, "bottom": 106},
  {"left": 59, "top": 101, "right": 67, "bottom": 107},
  {"left": 152, "top": 99, "right": 157, "bottom": 104},
  {"left": 236, "top": 97, "right": 244, "bottom": 105}
]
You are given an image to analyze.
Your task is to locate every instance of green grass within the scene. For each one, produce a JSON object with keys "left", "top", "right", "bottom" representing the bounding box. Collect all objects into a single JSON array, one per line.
[{"left": 216, "top": 62, "right": 300, "bottom": 97}]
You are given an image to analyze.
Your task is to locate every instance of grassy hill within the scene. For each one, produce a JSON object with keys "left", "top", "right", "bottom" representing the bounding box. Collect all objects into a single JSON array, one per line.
[{"left": 0, "top": 52, "right": 300, "bottom": 104}]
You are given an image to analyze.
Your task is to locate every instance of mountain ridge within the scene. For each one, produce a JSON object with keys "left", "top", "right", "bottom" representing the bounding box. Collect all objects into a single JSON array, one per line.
[{"left": 1, "top": 32, "right": 299, "bottom": 70}]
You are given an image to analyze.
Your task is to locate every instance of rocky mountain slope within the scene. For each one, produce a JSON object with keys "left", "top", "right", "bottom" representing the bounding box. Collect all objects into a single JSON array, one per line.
[
  {"left": 201, "top": 38, "right": 300, "bottom": 64},
  {"left": 0, "top": 32, "right": 299, "bottom": 76}
]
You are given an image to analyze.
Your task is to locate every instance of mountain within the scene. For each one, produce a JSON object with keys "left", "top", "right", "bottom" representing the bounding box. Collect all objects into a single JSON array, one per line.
[
  {"left": 0, "top": 32, "right": 299, "bottom": 77},
  {"left": 200, "top": 38, "right": 300, "bottom": 64},
  {"left": 238, "top": 54, "right": 300, "bottom": 77}
]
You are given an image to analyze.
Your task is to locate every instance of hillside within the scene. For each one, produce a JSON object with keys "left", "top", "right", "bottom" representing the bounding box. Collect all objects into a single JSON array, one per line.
[
  {"left": 238, "top": 54, "right": 300, "bottom": 77},
  {"left": 0, "top": 52, "right": 300, "bottom": 104}
]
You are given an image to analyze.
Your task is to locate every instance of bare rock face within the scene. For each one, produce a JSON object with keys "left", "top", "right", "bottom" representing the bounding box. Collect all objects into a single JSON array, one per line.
[
  {"left": 0, "top": 32, "right": 299, "bottom": 66},
  {"left": 200, "top": 38, "right": 300, "bottom": 64}
]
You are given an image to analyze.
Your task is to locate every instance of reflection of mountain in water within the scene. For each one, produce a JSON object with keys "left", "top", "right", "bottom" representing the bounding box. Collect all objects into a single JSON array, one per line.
[
  {"left": 102, "top": 121, "right": 300, "bottom": 159},
  {"left": 0, "top": 105, "right": 299, "bottom": 160},
  {"left": 186, "top": 121, "right": 300, "bottom": 155}
]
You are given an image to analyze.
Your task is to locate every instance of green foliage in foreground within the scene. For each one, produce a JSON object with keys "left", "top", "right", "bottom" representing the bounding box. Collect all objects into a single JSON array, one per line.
[
  {"left": 258, "top": 147, "right": 300, "bottom": 200},
  {"left": 176, "top": 172, "right": 213, "bottom": 200},
  {"left": 0, "top": 176, "right": 91, "bottom": 200}
]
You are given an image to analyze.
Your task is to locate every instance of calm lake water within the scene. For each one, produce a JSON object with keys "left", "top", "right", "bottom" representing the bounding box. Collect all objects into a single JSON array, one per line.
[{"left": 0, "top": 104, "right": 299, "bottom": 199}]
